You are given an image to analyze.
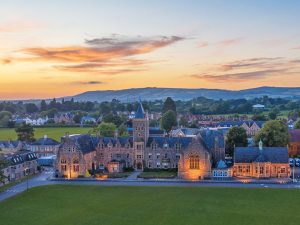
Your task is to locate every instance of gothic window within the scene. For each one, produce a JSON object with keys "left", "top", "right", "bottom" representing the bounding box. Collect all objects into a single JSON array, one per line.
[
  {"left": 61, "top": 165, "right": 67, "bottom": 171},
  {"left": 73, "top": 165, "right": 79, "bottom": 172},
  {"left": 73, "top": 158, "right": 79, "bottom": 164},
  {"left": 61, "top": 159, "right": 67, "bottom": 164},
  {"left": 189, "top": 155, "right": 200, "bottom": 169}
]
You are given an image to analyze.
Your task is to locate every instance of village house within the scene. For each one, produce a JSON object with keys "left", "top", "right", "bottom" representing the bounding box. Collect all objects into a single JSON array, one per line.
[
  {"left": 217, "top": 120, "right": 265, "bottom": 137},
  {"left": 54, "top": 113, "right": 74, "bottom": 124},
  {"left": 28, "top": 135, "right": 60, "bottom": 157},
  {"left": 233, "top": 140, "right": 290, "bottom": 178},
  {"left": 0, "top": 150, "right": 38, "bottom": 185},
  {"left": 56, "top": 101, "right": 225, "bottom": 180}
]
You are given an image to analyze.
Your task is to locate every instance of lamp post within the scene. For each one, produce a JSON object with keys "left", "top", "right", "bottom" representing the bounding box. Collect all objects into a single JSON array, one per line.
[{"left": 25, "top": 168, "right": 29, "bottom": 191}]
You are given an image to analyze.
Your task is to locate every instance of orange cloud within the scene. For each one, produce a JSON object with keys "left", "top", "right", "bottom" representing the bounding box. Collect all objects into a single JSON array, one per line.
[{"left": 0, "top": 20, "right": 41, "bottom": 33}]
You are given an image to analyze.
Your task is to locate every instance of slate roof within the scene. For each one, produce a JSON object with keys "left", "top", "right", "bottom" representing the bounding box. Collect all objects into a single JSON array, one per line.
[
  {"left": 5, "top": 150, "right": 38, "bottom": 165},
  {"left": 199, "top": 129, "right": 225, "bottom": 151},
  {"left": 135, "top": 101, "right": 145, "bottom": 118},
  {"left": 217, "top": 120, "right": 265, "bottom": 128},
  {"left": 0, "top": 140, "right": 21, "bottom": 148},
  {"left": 127, "top": 127, "right": 164, "bottom": 135},
  {"left": 146, "top": 136, "right": 193, "bottom": 148},
  {"left": 98, "top": 137, "right": 133, "bottom": 147},
  {"left": 69, "top": 135, "right": 99, "bottom": 154},
  {"left": 234, "top": 147, "right": 289, "bottom": 164},
  {"left": 31, "top": 137, "right": 59, "bottom": 146},
  {"left": 289, "top": 129, "right": 300, "bottom": 142}
]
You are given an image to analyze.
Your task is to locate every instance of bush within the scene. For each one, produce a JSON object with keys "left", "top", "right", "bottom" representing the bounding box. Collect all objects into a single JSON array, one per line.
[
  {"left": 143, "top": 168, "right": 177, "bottom": 172},
  {"left": 123, "top": 167, "right": 134, "bottom": 172}
]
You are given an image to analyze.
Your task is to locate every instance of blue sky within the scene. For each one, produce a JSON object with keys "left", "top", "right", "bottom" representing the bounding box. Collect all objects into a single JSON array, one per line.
[{"left": 0, "top": 0, "right": 300, "bottom": 99}]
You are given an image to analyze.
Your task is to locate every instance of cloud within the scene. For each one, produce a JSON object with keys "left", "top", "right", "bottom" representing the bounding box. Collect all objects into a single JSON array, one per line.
[
  {"left": 69, "top": 81, "right": 104, "bottom": 85},
  {"left": 218, "top": 37, "right": 243, "bottom": 47},
  {"left": 0, "top": 20, "right": 41, "bottom": 33},
  {"left": 291, "top": 45, "right": 300, "bottom": 50},
  {"left": 2, "top": 58, "right": 12, "bottom": 64},
  {"left": 198, "top": 41, "right": 209, "bottom": 48},
  {"left": 8, "top": 35, "right": 184, "bottom": 74},
  {"left": 190, "top": 69, "right": 286, "bottom": 82},
  {"left": 218, "top": 57, "right": 283, "bottom": 72}
]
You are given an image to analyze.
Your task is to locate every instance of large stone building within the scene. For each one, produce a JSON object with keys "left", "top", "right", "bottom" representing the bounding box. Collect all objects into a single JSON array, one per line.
[
  {"left": 56, "top": 101, "right": 225, "bottom": 180},
  {"left": 233, "top": 140, "right": 290, "bottom": 178}
]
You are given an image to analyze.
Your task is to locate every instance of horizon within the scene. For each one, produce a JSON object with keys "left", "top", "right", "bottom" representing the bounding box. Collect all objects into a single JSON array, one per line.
[{"left": 1, "top": 0, "right": 300, "bottom": 99}]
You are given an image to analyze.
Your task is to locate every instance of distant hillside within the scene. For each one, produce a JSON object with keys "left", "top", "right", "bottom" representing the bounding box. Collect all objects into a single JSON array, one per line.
[{"left": 63, "top": 86, "right": 300, "bottom": 102}]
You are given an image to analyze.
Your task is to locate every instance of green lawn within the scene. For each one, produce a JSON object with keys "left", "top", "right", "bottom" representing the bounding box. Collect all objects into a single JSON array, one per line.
[
  {"left": 138, "top": 171, "right": 177, "bottom": 179},
  {"left": 0, "top": 127, "right": 91, "bottom": 141},
  {"left": 0, "top": 185, "right": 299, "bottom": 225}
]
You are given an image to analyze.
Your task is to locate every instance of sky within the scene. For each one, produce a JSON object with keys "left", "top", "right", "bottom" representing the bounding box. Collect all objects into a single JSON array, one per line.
[{"left": 0, "top": 0, "right": 300, "bottom": 99}]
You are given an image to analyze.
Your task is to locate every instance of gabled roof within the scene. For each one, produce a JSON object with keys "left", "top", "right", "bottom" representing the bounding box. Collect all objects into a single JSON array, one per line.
[
  {"left": 199, "top": 129, "right": 225, "bottom": 151},
  {"left": 0, "top": 140, "right": 21, "bottom": 148},
  {"left": 234, "top": 147, "right": 289, "bottom": 164},
  {"left": 31, "top": 137, "right": 59, "bottom": 146},
  {"left": 289, "top": 129, "right": 300, "bottom": 142},
  {"left": 146, "top": 136, "right": 193, "bottom": 149}
]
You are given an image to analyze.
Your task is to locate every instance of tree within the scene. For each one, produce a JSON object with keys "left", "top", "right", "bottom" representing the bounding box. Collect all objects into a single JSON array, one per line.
[
  {"left": 0, "top": 159, "right": 9, "bottom": 184},
  {"left": 15, "top": 123, "right": 35, "bottom": 142},
  {"left": 162, "top": 97, "right": 176, "bottom": 114},
  {"left": 252, "top": 113, "right": 267, "bottom": 121},
  {"left": 268, "top": 111, "right": 277, "bottom": 120},
  {"left": 255, "top": 120, "right": 289, "bottom": 147},
  {"left": 40, "top": 100, "right": 47, "bottom": 111},
  {"left": 118, "top": 124, "right": 129, "bottom": 137},
  {"left": 93, "top": 122, "right": 116, "bottom": 137},
  {"left": 225, "top": 127, "right": 248, "bottom": 156},
  {"left": 179, "top": 117, "right": 189, "bottom": 127},
  {"left": 161, "top": 110, "right": 177, "bottom": 133},
  {"left": 0, "top": 111, "right": 12, "bottom": 127},
  {"left": 25, "top": 103, "right": 39, "bottom": 113},
  {"left": 103, "top": 113, "right": 123, "bottom": 127},
  {"left": 294, "top": 119, "right": 300, "bottom": 129}
]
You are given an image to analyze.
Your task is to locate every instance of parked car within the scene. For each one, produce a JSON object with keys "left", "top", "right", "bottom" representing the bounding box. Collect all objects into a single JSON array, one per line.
[
  {"left": 295, "top": 158, "right": 300, "bottom": 167},
  {"left": 289, "top": 158, "right": 295, "bottom": 167}
]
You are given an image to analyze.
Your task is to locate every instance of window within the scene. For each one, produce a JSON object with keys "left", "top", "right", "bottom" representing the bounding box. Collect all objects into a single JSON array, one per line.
[
  {"left": 137, "top": 154, "right": 142, "bottom": 159},
  {"left": 164, "top": 153, "right": 168, "bottom": 159},
  {"left": 151, "top": 144, "right": 157, "bottom": 150},
  {"left": 260, "top": 166, "right": 264, "bottom": 174},
  {"left": 189, "top": 155, "right": 200, "bottom": 169},
  {"left": 176, "top": 154, "right": 180, "bottom": 159},
  {"left": 61, "top": 159, "right": 67, "bottom": 164},
  {"left": 73, "top": 158, "right": 79, "bottom": 164},
  {"left": 61, "top": 165, "right": 67, "bottom": 171},
  {"left": 73, "top": 165, "right": 79, "bottom": 172},
  {"left": 156, "top": 153, "right": 160, "bottom": 159},
  {"left": 175, "top": 144, "right": 181, "bottom": 150},
  {"left": 156, "top": 162, "right": 161, "bottom": 168},
  {"left": 148, "top": 154, "right": 152, "bottom": 159}
]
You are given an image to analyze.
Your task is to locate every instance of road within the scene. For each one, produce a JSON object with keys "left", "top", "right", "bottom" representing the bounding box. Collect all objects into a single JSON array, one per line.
[{"left": 1, "top": 168, "right": 300, "bottom": 202}]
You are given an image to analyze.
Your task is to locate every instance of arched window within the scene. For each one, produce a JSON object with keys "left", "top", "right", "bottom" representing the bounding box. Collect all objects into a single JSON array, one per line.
[
  {"left": 189, "top": 155, "right": 200, "bottom": 169},
  {"left": 73, "top": 158, "right": 79, "bottom": 164}
]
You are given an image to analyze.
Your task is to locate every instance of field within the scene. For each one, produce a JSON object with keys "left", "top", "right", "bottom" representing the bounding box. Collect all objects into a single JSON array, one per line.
[
  {"left": 138, "top": 171, "right": 177, "bottom": 179},
  {"left": 0, "top": 127, "right": 91, "bottom": 141},
  {"left": 0, "top": 185, "right": 299, "bottom": 225}
]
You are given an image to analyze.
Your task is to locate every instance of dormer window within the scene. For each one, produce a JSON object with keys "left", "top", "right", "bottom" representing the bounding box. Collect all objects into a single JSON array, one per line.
[{"left": 151, "top": 143, "right": 157, "bottom": 150}]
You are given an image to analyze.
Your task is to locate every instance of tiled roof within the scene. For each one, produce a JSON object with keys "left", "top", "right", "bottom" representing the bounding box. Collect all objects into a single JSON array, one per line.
[
  {"left": 199, "top": 129, "right": 225, "bottom": 151},
  {"left": 98, "top": 137, "right": 133, "bottom": 147},
  {"left": 0, "top": 140, "right": 21, "bottom": 148},
  {"left": 234, "top": 147, "right": 289, "bottom": 164},
  {"left": 217, "top": 120, "right": 265, "bottom": 128},
  {"left": 289, "top": 129, "right": 300, "bottom": 142}
]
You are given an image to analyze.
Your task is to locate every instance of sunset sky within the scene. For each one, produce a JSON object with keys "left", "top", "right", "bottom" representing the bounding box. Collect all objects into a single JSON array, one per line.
[{"left": 1, "top": 0, "right": 300, "bottom": 99}]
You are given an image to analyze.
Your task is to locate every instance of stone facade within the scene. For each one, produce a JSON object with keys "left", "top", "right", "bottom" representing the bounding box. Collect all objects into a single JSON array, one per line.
[
  {"left": 233, "top": 141, "right": 290, "bottom": 178},
  {"left": 56, "top": 101, "right": 225, "bottom": 180}
]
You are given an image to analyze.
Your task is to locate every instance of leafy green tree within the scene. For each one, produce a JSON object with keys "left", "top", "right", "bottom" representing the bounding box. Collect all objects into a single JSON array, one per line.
[
  {"left": 103, "top": 113, "right": 123, "bottom": 127},
  {"left": 0, "top": 159, "right": 9, "bottom": 184},
  {"left": 254, "top": 120, "right": 289, "bottom": 147},
  {"left": 294, "top": 119, "right": 300, "bottom": 129},
  {"left": 40, "top": 100, "right": 47, "bottom": 111},
  {"left": 15, "top": 123, "right": 35, "bottom": 142},
  {"left": 0, "top": 111, "right": 12, "bottom": 127},
  {"left": 179, "top": 117, "right": 189, "bottom": 127},
  {"left": 252, "top": 113, "right": 267, "bottom": 121},
  {"left": 118, "top": 124, "right": 129, "bottom": 137},
  {"left": 268, "top": 111, "right": 277, "bottom": 120},
  {"left": 162, "top": 97, "right": 176, "bottom": 114},
  {"left": 25, "top": 103, "right": 39, "bottom": 113},
  {"left": 161, "top": 110, "right": 177, "bottom": 133},
  {"left": 225, "top": 127, "right": 248, "bottom": 156},
  {"left": 93, "top": 122, "right": 116, "bottom": 137}
]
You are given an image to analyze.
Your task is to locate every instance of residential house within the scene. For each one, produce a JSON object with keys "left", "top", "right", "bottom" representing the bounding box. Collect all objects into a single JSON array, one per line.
[
  {"left": 29, "top": 135, "right": 60, "bottom": 157},
  {"left": 288, "top": 129, "right": 300, "bottom": 157}
]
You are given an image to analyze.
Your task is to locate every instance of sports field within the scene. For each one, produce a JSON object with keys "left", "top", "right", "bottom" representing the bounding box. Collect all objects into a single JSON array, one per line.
[
  {"left": 0, "top": 127, "right": 91, "bottom": 141},
  {"left": 0, "top": 185, "right": 299, "bottom": 225}
]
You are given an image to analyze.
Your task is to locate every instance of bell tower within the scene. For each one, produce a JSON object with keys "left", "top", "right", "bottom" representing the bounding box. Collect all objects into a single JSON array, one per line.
[{"left": 132, "top": 99, "right": 149, "bottom": 170}]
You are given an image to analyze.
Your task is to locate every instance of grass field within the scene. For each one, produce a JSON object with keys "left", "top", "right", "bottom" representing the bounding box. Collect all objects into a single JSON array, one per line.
[
  {"left": 0, "top": 127, "right": 91, "bottom": 141},
  {"left": 138, "top": 171, "right": 177, "bottom": 179},
  {"left": 0, "top": 185, "right": 299, "bottom": 225}
]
